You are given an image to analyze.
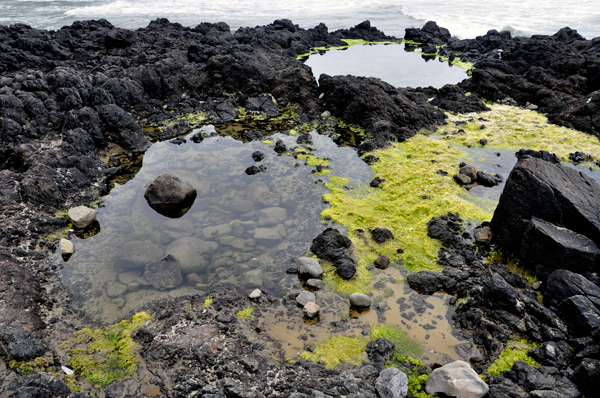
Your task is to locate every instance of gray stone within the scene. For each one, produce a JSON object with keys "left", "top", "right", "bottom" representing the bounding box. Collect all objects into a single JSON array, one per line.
[
  {"left": 144, "top": 255, "right": 183, "bottom": 291},
  {"left": 307, "top": 279, "right": 325, "bottom": 290},
  {"left": 425, "top": 360, "right": 489, "bottom": 398},
  {"left": 67, "top": 206, "right": 97, "bottom": 228},
  {"left": 202, "top": 223, "right": 233, "bottom": 240},
  {"left": 118, "top": 270, "right": 142, "bottom": 285},
  {"left": 257, "top": 191, "right": 281, "bottom": 206},
  {"left": 297, "top": 257, "right": 323, "bottom": 279},
  {"left": 257, "top": 207, "right": 287, "bottom": 226},
  {"left": 296, "top": 291, "right": 316, "bottom": 306},
  {"left": 127, "top": 282, "right": 140, "bottom": 293},
  {"left": 249, "top": 289, "right": 262, "bottom": 299},
  {"left": 254, "top": 227, "right": 283, "bottom": 245},
  {"left": 166, "top": 237, "right": 218, "bottom": 275},
  {"left": 106, "top": 282, "right": 128, "bottom": 298},
  {"left": 229, "top": 200, "right": 254, "bottom": 214},
  {"left": 246, "top": 181, "right": 270, "bottom": 202},
  {"left": 117, "top": 240, "right": 164, "bottom": 269},
  {"left": 375, "top": 367, "right": 408, "bottom": 398},
  {"left": 136, "top": 276, "right": 152, "bottom": 287},
  {"left": 453, "top": 174, "right": 472, "bottom": 185},
  {"left": 187, "top": 273, "right": 203, "bottom": 285},
  {"left": 144, "top": 172, "right": 197, "bottom": 206},
  {"left": 243, "top": 269, "right": 263, "bottom": 288},
  {"left": 349, "top": 293, "right": 371, "bottom": 310},
  {"left": 303, "top": 302, "right": 320, "bottom": 319}
]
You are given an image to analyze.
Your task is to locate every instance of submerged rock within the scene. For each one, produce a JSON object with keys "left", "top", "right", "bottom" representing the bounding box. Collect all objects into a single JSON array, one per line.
[
  {"left": 166, "top": 237, "right": 218, "bottom": 275},
  {"left": 296, "top": 291, "right": 316, "bottom": 306},
  {"left": 144, "top": 172, "right": 197, "bottom": 217},
  {"left": 425, "top": 360, "right": 489, "bottom": 398},
  {"left": 116, "top": 240, "right": 165, "bottom": 269},
  {"left": 144, "top": 255, "right": 183, "bottom": 291},
  {"left": 67, "top": 205, "right": 97, "bottom": 228},
  {"left": 303, "top": 302, "right": 320, "bottom": 318},
  {"left": 59, "top": 238, "right": 74, "bottom": 257}
]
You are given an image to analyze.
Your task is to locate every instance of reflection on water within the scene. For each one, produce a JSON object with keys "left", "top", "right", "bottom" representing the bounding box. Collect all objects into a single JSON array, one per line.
[{"left": 303, "top": 43, "right": 468, "bottom": 88}]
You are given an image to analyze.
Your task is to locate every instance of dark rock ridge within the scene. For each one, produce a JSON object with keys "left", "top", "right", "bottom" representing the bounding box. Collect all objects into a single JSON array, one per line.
[{"left": 310, "top": 228, "right": 357, "bottom": 279}]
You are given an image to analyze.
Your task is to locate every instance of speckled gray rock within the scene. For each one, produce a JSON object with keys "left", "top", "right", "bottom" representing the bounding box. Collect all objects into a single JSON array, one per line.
[
  {"left": 144, "top": 255, "right": 183, "bottom": 291},
  {"left": 349, "top": 293, "right": 371, "bottom": 309},
  {"left": 376, "top": 367, "right": 408, "bottom": 398},
  {"left": 257, "top": 207, "right": 287, "bottom": 226},
  {"left": 144, "top": 172, "right": 196, "bottom": 206},
  {"left": 67, "top": 206, "right": 97, "bottom": 228},
  {"left": 303, "top": 302, "right": 320, "bottom": 318},
  {"left": 296, "top": 291, "right": 316, "bottom": 306},
  {"left": 243, "top": 269, "right": 263, "bottom": 288},
  {"left": 297, "top": 257, "right": 323, "bottom": 279},
  {"left": 425, "top": 360, "right": 489, "bottom": 398},
  {"left": 166, "top": 237, "right": 218, "bottom": 275},
  {"left": 59, "top": 238, "right": 74, "bottom": 256}
]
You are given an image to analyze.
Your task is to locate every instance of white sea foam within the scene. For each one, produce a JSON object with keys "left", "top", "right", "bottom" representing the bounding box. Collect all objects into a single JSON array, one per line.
[{"left": 2, "top": 0, "right": 600, "bottom": 39}]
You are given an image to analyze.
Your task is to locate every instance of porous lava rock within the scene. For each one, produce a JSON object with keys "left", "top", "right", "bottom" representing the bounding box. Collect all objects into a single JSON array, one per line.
[{"left": 310, "top": 228, "right": 356, "bottom": 279}]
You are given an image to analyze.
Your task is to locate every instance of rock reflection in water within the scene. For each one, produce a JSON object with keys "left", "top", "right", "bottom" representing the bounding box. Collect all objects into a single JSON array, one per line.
[{"left": 57, "top": 127, "right": 371, "bottom": 324}]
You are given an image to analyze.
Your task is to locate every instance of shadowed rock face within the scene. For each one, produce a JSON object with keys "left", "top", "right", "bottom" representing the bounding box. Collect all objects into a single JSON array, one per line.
[{"left": 490, "top": 156, "right": 600, "bottom": 260}]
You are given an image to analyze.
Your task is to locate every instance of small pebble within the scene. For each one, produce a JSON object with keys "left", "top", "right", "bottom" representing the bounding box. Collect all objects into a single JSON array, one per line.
[
  {"left": 249, "top": 289, "right": 262, "bottom": 299},
  {"left": 374, "top": 255, "right": 391, "bottom": 269},
  {"left": 303, "top": 302, "right": 320, "bottom": 318}
]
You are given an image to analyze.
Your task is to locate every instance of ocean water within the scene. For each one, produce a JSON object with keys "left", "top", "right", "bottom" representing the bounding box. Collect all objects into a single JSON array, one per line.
[{"left": 1, "top": 0, "right": 599, "bottom": 39}]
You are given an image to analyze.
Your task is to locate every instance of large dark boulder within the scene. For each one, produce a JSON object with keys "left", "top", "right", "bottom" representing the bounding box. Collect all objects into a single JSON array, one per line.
[
  {"left": 144, "top": 172, "right": 197, "bottom": 218},
  {"left": 490, "top": 156, "right": 600, "bottom": 259},
  {"left": 520, "top": 217, "right": 600, "bottom": 278},
  {"left": 0, "top": 324, "right": 47, "bottom": 361},
  {"left": 10, "top": 372, "right": 71, "bottom": 398}
]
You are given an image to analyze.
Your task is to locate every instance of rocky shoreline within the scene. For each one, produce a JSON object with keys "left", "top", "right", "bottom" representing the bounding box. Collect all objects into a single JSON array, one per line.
[{"left": 1, "top": 16, "right": 600, "bottom": 398}]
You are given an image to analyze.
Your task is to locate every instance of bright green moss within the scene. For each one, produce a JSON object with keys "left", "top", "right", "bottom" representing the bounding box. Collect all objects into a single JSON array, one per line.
[
  {"left": 386, "top": 353, "right": 433, "bottom": 398},
  {"left": 300, "top": 336, "right": 368, "bottom": 369},
  {"left": 67, "top": 312, "right": 152, "bottom": 388},
  {"left": 487, "top": 339, "right": 541, "bottom": 376},
  {"left": 370, "top": 324, "right": 422, "bottom": 358},
  {"left": 322, "top": 135, "right": 493, "bottom": 289},
  {"left": 438, "top": 104, "right": 600, "bottom": 161},
  {"left": 236, "top": 307, "right": 255, "bottom": 319},
  {"left": 203, "top": 295, "right": 214, "bottom": 307},
  {"left": 297, "top": 154, "right": 329, "bottom": 167},
  {"left": 296, "top": 39, "right": 400, "bottom": 60}
]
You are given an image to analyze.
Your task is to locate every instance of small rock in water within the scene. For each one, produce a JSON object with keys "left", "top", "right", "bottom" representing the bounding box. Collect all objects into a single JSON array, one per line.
[
  {"left": 169, "top": 137, "right": 186, "bottom": 145},
  {"left": 254, "top": 227, "right": 283, "bottom": 245},
  {"left": 459, "top": 165, "right": 477, "bottom": 181},
  {"left": 245, "top": 165, "right": 266, "bottom": 175},
  {"left": 286, "top": 267, "right": 299, "bottom": 274},
  {"left": 370, "top": 228, "right": 394, "bottom": 244},
  {"left": 186, "top": 273, "right": 203, "bottom": 285},
  {"left": 375, "top": 367, "right": 408, "bottom": 398},
  {"left": 473, "top": 226, "right": 492, "bottom": 244},
  {"left": 349, "top": 293, "right": 371, "bottom": 310},
  {"left": 296, "top": 291, "right": 316, "bottom": 306},
  {"left": 59, "top": 238, "right": 74, "bottom": 256},
  {"left": 425, "top": 360, "right": 489, "bottom": 398},
  {"left": 257, "top": 191, "right": 281, "bottom": 206},
  {"left": 453, "top": 174, "right": 472, "bottom": 185},
  {"left": 476, "top": 171, "right": 503, "bottom": 187},
  {"left": 190, "top": 132, "right": 204, "bottom": 143},
  {"left": 252, "top": 151, "right": 265, "bottom": 162},
  {"left": 374, "top": 255, "right": 391, "bottom": 269},
  {"left": 144, "top": 172, "right": 197, "bottom": 217},
  {"left": 274, "top": 139, "right": 287, "bottom": 154},
  {"left": 67, "top": 206, "right": 97, "bottom": 229},
  {"left": 249, "top": 289, "right": 262, "bottom": 299},
  {"left": 118, "top": 270, "right": 142, "bottom": 285},
  {"left": 303, "top": 302, "right": 320, "bottom": 319},
  {"left": 307, "top": 279, "right": 325, "bottom": 290},
  {"left": 243, "top": 269, "right": 263, "bottom": 288},
  {"left": 127, "top": 282, "right": 140, "bottom": 293},
  {"left": 297, "top": 257, "right": 323, "bottom": 279},
  {"left": 229, "top": 200, "right": 254, "bottom": 214}
]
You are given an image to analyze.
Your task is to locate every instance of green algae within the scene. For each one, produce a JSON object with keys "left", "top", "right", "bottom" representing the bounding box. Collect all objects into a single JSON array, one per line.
[
  {"left": 487, "top": 339, "right": 541, "bottom": 376},
  {"left": 370, "top": 324, "right": 422, "bottom": 358},
  {"left": 299, "top": 335, "right": 368, "bottom": 369},
  {"left": 296, "top": 153, "right": 329, "bottom": 167},
  {"left": 236, "top": 307, "right": 255, "bottom": 319},
  {"left": 437, "top": 103, "right": 600, "bottom": 161},
  {"left": 203, "top": 295, "right": 214, "bottom": 307},
  {"left": 66, "top": 312, "right": 152, "bottom": 388},
  {"left": 386, "top": 353, "right": 433, "bottom": 398},
  {"left": 296, "top": 39, "right": 400, "bottom": 60},
  {"left": 321, "top": 135, "right": 493, "bottom": 295},
  {"left": 9, "top": 355, "right": 53, "bottom": 374}
]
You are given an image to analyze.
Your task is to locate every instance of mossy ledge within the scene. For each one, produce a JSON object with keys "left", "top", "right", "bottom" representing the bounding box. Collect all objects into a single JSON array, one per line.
[
  {"left": 64, "top": 312, "right": 153, "bottom": 389},
  {"left": 486, "top": 339, "right": 541, "bottom": 376}
]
